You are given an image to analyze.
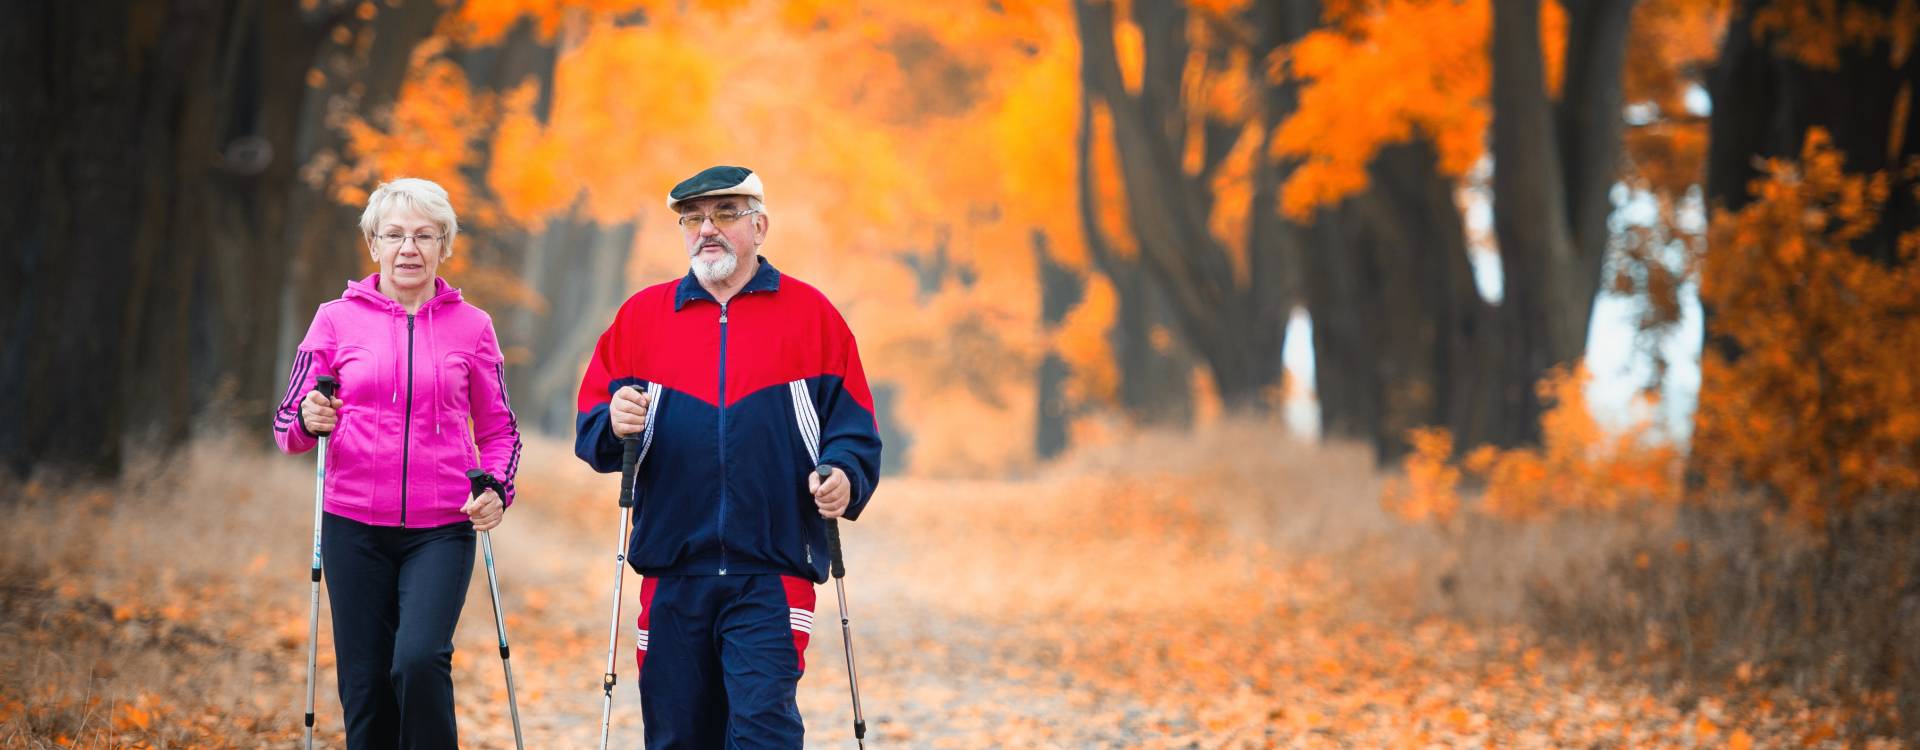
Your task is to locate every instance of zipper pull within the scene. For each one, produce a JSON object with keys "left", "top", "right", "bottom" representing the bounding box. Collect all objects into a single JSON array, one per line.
[{"left": 718, "top": 304, "right": 728, "bottom": 324}]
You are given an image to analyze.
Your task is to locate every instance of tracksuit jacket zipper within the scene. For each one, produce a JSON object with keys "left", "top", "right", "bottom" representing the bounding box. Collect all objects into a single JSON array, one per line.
[{"left": 716, "top": 301, "right": 729, "bottom": 574}]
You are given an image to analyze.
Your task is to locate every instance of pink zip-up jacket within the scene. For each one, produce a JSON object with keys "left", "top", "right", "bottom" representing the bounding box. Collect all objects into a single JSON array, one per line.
[{"left": 272, "top": 274, "right": 522, "bottom": 528}]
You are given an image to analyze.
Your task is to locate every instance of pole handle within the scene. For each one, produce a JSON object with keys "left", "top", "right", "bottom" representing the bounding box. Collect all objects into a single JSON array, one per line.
[
  {"left": 618, "top": 436, "right": 640, "bottom": 508},
  {"left": 466, "top": 468, "right": 505, "bottom": 500},
  {"left": 310, "top": 375, "right": 340, "bottom": 438},
  {"left": 817, "top": 465, "right": 846, "bottom": 579}
]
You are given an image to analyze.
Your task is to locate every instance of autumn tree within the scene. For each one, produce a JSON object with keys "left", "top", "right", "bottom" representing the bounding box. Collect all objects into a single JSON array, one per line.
[
  {"left": 1694, "top": 0, "right": 1920, "bottom": 520},
  {"left": 1267, "top": 0, "right": 1662, "bottom": 457},
  {"left": 0, "top": 0, "right": 446, "bottom": 476},
  {"left": 1072, "top": 0, "right": 1303, "bottom": 423}
]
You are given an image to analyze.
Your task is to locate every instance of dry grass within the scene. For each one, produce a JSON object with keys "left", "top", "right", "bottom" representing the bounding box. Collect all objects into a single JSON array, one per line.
[
  {"left": 0, "top": 419, "right": 1909, "bottom": 747},
  {"left": 1400, "top": 483, "right": 1920, "bottom": 743}
]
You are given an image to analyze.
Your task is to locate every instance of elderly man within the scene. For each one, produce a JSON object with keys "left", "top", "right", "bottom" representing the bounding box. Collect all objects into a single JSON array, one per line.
[{"left": 574, "top": 166, "right": 883, "bottom": 748}]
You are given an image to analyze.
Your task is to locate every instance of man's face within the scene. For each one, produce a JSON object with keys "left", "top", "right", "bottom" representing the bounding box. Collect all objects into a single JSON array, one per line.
[{"left": 678, "top": 196, "right": 765, "bottom": 285}]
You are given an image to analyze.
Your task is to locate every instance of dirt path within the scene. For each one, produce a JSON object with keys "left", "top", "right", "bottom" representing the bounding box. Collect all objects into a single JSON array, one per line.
[{"left": 0, "top": 433, "right": 1893, "bottom": 748}]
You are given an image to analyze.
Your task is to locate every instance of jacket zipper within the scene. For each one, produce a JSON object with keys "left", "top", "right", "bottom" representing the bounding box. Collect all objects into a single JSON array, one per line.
[
  {"left": 400, "top": 313, "right": 416, "bottom": 526},
  {"left": 716, "top": 301, "right": 729, "bottom": 575}
]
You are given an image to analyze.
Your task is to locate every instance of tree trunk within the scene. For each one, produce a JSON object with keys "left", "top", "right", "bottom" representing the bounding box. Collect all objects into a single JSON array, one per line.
[
  {"left": 1034, "top": 229, "right": 1083, "bottom": 459},
  {"left": 520, "top": 215, "right": 636, "bottom": 435},
  {"left": 1075, "top": 75, "right": 1195, "bottom": 426},
  {"left": 1698, "top": 0, "right": 1920, "bottom": 448},
  {"left": 1705, "top": 0, "right": 1918, "bottom": 256},
  {"left": 1072, "top": 0, "right": 1293, "bottom": 414},
  {"left": 0, "top": 1, "right": 150, "bottom": 474},
  {"left": 1484, "top": 0, "right": 1635, "bottom": 447},
  {"left": 1302, "top": 141, "right": 1489, "bottom": 460},
  {"left": 0, "top": 0, "right": 446, "bottom": 478}
]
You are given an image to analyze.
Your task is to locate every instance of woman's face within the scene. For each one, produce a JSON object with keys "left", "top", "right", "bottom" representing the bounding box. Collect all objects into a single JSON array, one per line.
[{"left": 368, "top": 204, "right": 447, "bottom": 293}]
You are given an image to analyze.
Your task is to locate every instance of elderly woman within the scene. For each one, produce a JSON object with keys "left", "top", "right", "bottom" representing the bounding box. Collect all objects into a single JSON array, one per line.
[{"left": 272, "top": 177, "right": 521, "bottom": 747}]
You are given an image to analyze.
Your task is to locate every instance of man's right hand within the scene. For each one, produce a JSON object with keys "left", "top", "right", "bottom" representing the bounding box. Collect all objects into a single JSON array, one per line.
[
  {"left": 610, "top": 385, "right": 651, "bottom": 438},
  {"left": 302, "top": 389, "right": 343, "bottom": 435}
]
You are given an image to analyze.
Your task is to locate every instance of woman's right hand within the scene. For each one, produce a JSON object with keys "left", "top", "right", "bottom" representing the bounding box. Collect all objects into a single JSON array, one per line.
[{"left": 302, "top": 389, "right": 343, "bottom": 435}]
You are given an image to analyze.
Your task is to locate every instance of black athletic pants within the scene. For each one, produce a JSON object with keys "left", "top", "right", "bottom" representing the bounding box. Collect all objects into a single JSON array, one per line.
[{"left": 322, "top": 512, "right": 474, "bottom": 750}]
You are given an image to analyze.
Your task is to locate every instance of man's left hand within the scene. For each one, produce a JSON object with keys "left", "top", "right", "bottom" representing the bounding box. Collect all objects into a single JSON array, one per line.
[{"left": 809, "top": 466, "right": 850, "bottom": 519}]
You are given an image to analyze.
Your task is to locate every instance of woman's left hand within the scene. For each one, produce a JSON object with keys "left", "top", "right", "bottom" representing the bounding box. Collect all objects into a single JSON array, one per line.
[{"left": 462, "top": 489, "right": 504, "bottom": 532}]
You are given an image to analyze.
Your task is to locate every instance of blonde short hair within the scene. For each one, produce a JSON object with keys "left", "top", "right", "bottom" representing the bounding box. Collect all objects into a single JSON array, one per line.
[{"left": 359, "top": 178, "right": 459, "bottom": 256}]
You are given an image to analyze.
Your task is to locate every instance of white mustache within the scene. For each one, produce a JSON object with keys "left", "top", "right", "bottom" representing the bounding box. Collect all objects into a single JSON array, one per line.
[{"left": 691, "top": 235, "right": 735, "bottom": 256}]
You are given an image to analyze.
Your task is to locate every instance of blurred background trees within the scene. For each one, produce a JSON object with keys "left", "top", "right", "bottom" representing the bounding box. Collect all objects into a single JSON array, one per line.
[
  {"left": 4, "top": 0, "right": 1917, "bottom": 738},
  {"left": 3, "top": 0, "right": 1914, "bottom": 510}
]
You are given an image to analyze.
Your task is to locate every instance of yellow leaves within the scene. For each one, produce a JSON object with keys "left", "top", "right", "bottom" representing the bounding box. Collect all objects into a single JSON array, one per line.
[
  {"left": 1387, "top": 366, "right": 1682, "bottom": 525},
  {"left": 1197, "top": 50, "right": 1255, "bottom": 124},
  {"left": 1, "top": 427, "right": 1900, "bottom": 748},
  {"left": 344, "top": 1, "right": 1096, "bottom": 470},
  {"left": 988, "top": 25, "right": 1084, "bottom": 246},
  {"left": 1382, "top": 427, "right": 1462, "bottom": 524},
  {"left": 1190, "top": 0, "right": 1254, "bottom": 15},
  {"left": 453, "top": 0, "right": 662, "bottom": 45},
  {"left": 1053, "top": 275, "right": 1120, "bottom": 406},
  {"left": 1479, "top": 366, "right": 1681, "bottom": 521},
  {"left": 1272, "top": 0, "right": 1568, "bottom": 219},
  {"left": 1750, "top": 0, "right": 1918, "bottom": 70},
  {"left": 1114, "top": 15, "right": 1145, "bottom": 95},
  {"left": 1088, "top": 103, "right": 1141, "bottom": 259},
  {"left": 1696, "top": 128, "right": 1920, "bottom": 525},
  {"left": 537, "top": 19, "right": 721, "bottom": 224},
  {"left": 1624, "top": 0, "right": 1727, "bottom": 115},
  {"left": 486, "top": 82, "right": 573, "bottom": 229},
  {"left": 335, "top": 43, "right": 495, "bottom": 218},
  {"left": 112, "top": 702, "right": 152, "bottom": 732}
]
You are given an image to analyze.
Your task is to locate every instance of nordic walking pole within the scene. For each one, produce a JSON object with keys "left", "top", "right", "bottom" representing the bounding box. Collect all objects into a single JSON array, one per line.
[
  {"left": 303, "top": 375, "right": 338, "bottom": 750},
  {"left": 599, "top": 435, "right": 641, "bottom": 750},
  {"left": 466, "top": 470, "right": 525, "bottom": 750},
  {"left": 818, "top": 465, "right": 867, "bottom": 748}
]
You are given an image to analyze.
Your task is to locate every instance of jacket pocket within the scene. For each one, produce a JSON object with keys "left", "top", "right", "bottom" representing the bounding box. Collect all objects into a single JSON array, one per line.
[{"left": 323, "top": 409, "right": 375, "bottom": 517}]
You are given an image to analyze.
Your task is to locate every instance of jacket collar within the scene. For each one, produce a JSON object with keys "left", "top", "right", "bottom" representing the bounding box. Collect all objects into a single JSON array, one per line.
[
  {"left": 344, "top": 274, "right": 461, "bottom": 313},
  {"left": 675, "top": 256, "right": 782, "bottom": 311}
]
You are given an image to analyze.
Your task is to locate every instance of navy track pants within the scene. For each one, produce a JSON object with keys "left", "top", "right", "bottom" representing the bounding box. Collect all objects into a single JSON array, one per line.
[{"left": 635, "top": 574, "right": 818, "bottom": 749}]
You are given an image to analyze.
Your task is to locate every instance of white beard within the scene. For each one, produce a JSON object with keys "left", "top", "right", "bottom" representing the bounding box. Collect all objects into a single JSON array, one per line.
[{"left": 691, "top": 249, "right": 738, "bottom": 284}]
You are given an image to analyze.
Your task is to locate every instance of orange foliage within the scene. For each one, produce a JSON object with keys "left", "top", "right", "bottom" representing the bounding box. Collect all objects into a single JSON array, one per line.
[
  {"left": 1272, "top": 0, "right": 1568, "bottom": 219},
  {"left": 1693, "top": 128, "right": 1920, "bottom": 525},
  {"left": 1207, "top": 122, "right": 1263, "bottom": 279},
  {"left": 336, "top": 0, "right": 1272, "bottom": 465},
  {"left": 1749, "top": 0, "right": 1919, "bottom": 70},
  {"left": 1087, "top": 103, "right": 1141, "bottom": 260},
  {"left": 453, "top": 0, "right": 659, "bottom": 45},
  {"left": 1466, "top": 367, "right": 1681, "bottom": 521},
  {"left": 334, "top": 40, "right": 498, "bottom": 228},
  {"left": 3, "top": 430, "right": 1881, "bottom": 746},
  {"left": 989, "top": 26, "right": 1088, "bottom": 263},
  {"left": 1053, "top": 275, "right": 1120, "bottom": 405},
  {"left": 489, "top": 18, "right": 724, "bottom": 225},
  {"left": 1382, "top": 428, "right": 1463, "bottom": 524},
  {"left": 1386, "top": 366, "right": 1683, "bottom": 524},
  {"left": 1624, "top": 0, "right": 1726, "bottom": 123},
  {"left": 485, "top": 83, "right": 571, "bottom": 230},
  {"left": 1614, "top": 0, "right": 1724, "bottom": 341}
]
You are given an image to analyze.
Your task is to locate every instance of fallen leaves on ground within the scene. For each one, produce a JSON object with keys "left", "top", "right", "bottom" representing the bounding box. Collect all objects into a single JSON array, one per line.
[{"left": 0, "top": 427, "right": 1904, "bottom": 748}]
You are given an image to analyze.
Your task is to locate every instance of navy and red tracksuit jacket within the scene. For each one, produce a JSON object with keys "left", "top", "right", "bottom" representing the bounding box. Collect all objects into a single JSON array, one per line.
[{"left": 574, "top": 258, "right": 882, "bottom": 583}]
